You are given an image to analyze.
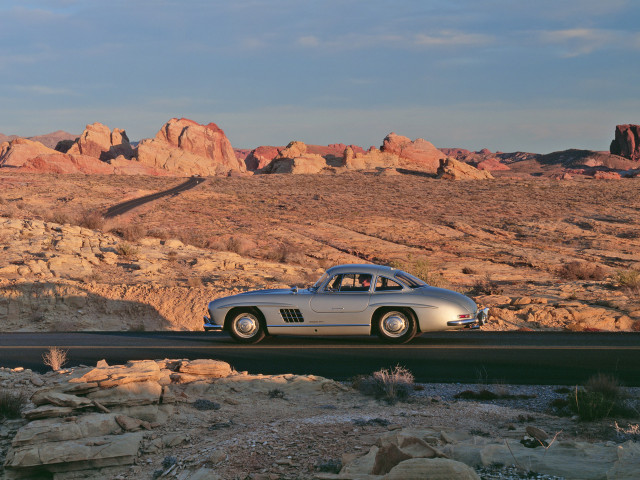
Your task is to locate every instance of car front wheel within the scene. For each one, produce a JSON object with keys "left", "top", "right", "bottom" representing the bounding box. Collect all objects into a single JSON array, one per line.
[
  {"left": 376, "top": 309, "right": 417, "bottom": 344},
  {"left": 228, "top": 309, "right": 266, "bottom": 344}
]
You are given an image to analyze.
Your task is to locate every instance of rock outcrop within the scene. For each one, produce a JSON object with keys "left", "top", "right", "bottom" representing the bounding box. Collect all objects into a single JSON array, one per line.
[
  {"left": 610, "top": 124, "right": 640, "bottom": 161},
  {"left": 263, "top": 141, "right": 327, "bottom": 174},
  {"left": 381, "top": 133, "right": 447, "bottom": 173},
  {"left": 342, "top": 145, "right": 399, "bottom": 170},
  {"left": 436, "top": 158, "right": 494, "bottom": 180},
  {"left": 67, "top": 122, "right": 134, "bottom": 161},
  {"left": 136, "top": 118, "right": 245, "bottom": 176},
  {"left": 0, "top": 138, "right": 58, "bottom": 168},
  {"left": 244, "top": 145, "right": 281, "bottom": 171}
]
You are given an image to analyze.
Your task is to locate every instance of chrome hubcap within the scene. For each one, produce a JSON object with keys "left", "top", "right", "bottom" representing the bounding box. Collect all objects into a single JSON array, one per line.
[
  {"left": 234, "top": 314, "right": 258, "bottom": 338},
  {"left": 382, "top": 313, "right": 408, "bottom": 337}
]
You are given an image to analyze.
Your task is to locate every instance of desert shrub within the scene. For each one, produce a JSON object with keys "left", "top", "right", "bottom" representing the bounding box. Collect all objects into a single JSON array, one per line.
[
  {"left": 315, "top": 459, "right": 342, "bottom": 473},
  {"left": 462, "top": 266, "right": 477, "bottom": 275},
  {"left": 47, "top": 211, "right": 73, "bottom": 225},
  {"left": 469, "top": 274, "right": 503, "bottom": 295},
  {"left": 0, "top": 389, "right": 26, "bottom": 419},
  {"left": 115, "top": 242, "right": 139, "bottom": 258},
  {"left": 390, "top": 257, "right": 449, "bottom": 288},
  {"left": 226, "top": 236, "right": 255, "bottom": 256},
  {"left": 187, "top": 276, "right": 204, "bottom": 288},
  {"left": 78, "top": 210, "right": 105, "bottom": 230},
  {"left": 268, "top": 389, "right": 286, "bottom": 399},
  {"left": 192, "top": 399, "right": 221, "bottom": 411},
  {"left": 558, "top": 261, "right": 607, "bottom": 281},
  {"left": 112, "top": 224, "right": 147, "bottom": 242},
  {"left": 351, "top": 365, "right": 414, "bottom": 404},
  {"left": 42, "top": 346, "right": 68, "bottom": 371},
  {"left": 615, "top": 268, "right": 640, "bottom": 293},
  {"left": 266, "top": 243, "right": 306, "bottom": 264},
  {"left": 568, "top": 374, "right": 633, "bottom": 421}
]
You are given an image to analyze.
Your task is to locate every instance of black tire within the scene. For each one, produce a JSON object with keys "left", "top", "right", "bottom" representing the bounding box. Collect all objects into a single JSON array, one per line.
[
  {"left": 375, "top": 309, "right": 417, "bottom": 344},
  {"left": 227, "top": 309, "right": 266, "bottom": 344}
]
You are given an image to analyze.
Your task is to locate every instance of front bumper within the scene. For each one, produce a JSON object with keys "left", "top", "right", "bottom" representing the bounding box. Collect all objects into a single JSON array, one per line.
[
  {"left": 447, "top": 307, "right": 489, "bottom": 328},
  {"left": 203, "top": 316, "right": 224, "bottom": 332}
]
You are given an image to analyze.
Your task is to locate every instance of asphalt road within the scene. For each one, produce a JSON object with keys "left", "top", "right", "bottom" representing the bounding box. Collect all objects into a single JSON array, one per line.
[
  {"left": 103, "top": 176, "right": 205, "bottom": 218},
  {"left": 1, "top": 331, "right": 639, "bottom": 386}
]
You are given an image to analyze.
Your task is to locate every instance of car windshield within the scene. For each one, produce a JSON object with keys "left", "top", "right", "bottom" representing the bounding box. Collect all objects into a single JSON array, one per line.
[
  {"left": 394, "top": 271, "right": 427, "bottom": 288},
  {"left": 310, "top": 272, "right": 330, "bottom": 291}
]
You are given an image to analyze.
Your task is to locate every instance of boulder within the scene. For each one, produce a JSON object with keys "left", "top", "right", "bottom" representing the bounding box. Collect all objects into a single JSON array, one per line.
[
  {"left": 67, "top": 122, "right": 134, "bottom": 161},
  {"left": 178, "top": 359, "right": 233, "bottom": 377},
  {"left": 264, "top": 141, "right": 327, "bottom": 174},
  {"left": 381, "top": 132, "right": 447, "bottom": 173},
  {"left": 436, "top": 158, "right": 494, "bottom": 180},
  {"left": 610, "top": 124, "right": 640, "bottom": 161},
  {"left": 383, "top": 458, "right": 480, "bottom": 480},
  {"left": 136, "top": 118, "right": 245, "bottom": 175}
]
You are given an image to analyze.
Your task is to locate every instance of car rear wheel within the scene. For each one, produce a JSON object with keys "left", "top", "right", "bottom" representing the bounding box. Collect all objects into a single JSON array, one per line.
[
  {"left": 376, "top": 309, "right": 417, "bottom": 344},
  {"left": 228, "top": 309, "right": 266, "bottom": 344}
]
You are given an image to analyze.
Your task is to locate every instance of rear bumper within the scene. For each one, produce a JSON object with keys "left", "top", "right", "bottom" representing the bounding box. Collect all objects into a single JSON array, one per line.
[
  {"left": 447, "top": 307, "right": 489, "bottom": 328},
  {"left": 203, "top": 316, "right": 224, "bottom": 332}
]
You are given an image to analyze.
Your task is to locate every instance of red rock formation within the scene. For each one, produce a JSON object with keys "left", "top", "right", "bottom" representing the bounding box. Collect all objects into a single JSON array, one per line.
[
  {"left": 593, "top": 171, "right": 622, "bottom": 180},
  {"left": 381, "top": 133, "right": 446, "bottom": 173},
  {"left": 0, "top": 138, "right": 58, "bottom": 168},
  {"left": 136, "top": 118, "right": 245, "bottom": 175},
  {"left": 16, "top": 153, "right": 170, "bottom": 175},
  {"left": 245, "top": 146, "right": 281, "bottom": 171},
  {"left": 436, "top": 158, "right": 494, "bottom": 180},
  {"left": 476, "top": 157, "right": 510, "bottom": 171},
  {"left": 610, "top": 124, "right": 640, "bottom": 161},
  {"left": 342, "top": 146, "right": 399, "bottom": 170},
  {"left": 67, "top": 123, "right": 134, "bottom": 161}
]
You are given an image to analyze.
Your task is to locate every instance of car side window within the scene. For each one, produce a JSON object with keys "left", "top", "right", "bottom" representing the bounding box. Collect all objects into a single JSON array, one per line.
[
  {"left": 324, "top": 274, "right": 372, "bottom": 292},
  {"left": 374, "top": 276, "right": 404, "bottom": 292}
]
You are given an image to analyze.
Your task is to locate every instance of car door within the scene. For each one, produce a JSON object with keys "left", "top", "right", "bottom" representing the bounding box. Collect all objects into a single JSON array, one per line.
[{"left": 309, "top": 273, "right": 372, "bottom": 314}]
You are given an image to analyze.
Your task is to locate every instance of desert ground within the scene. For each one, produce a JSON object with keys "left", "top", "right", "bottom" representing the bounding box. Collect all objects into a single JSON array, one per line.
[{"left": 0, "top": 171, "right": 639, "bottom": 333}]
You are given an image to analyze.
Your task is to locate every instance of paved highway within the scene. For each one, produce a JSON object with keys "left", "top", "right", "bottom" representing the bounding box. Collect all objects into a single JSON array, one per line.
[{"left": 1, "top": 331, "right": 638, "bottom": 386}]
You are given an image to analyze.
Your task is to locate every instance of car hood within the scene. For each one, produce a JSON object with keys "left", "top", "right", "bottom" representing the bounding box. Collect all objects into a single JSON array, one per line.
[{"left": 420, "top": 286, "right": 477, "bottom": 313}]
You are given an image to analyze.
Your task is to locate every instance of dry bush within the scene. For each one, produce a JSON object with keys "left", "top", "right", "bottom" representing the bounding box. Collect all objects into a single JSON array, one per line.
[
  {"left": 187, "top": 276, "right": 204, "bottom": 288},
  {"left": 0, "top": 389, "right": 26, "bottom": 419},
  {"left": 42, "top": 346, "right": 68, "bottom": 371},
  {"left": 112, "top": 224, "right": 147, "bottom": 242},
  {"left": 226, "top": 236, "right": 256, "bottom": 256},
  {"left": 46, "top": 211, "right": 73, "bottom": 225},
  {"left": 77, "top": 210, "right": 105, "bottom": 230},
  {"left": 351, "top": 365, "right": 414, "bottom": 404},
  {"left": 558, "top": 261, "right": 607, "bottom": 281},
  {"left": 462, "top": 266, "right": 477, "bottom": 275},
  {"left": 469, "top": 274, "right": 503, "bottom": 295},
  {"left": 115, "top": 242, "right": 139, "bottom": 258},
  {"left": 615, "top": 268, "right": 640, "bottom": 294},
  {"left": 147, "top": 228, "right": 170, "bottom": 240},
  {"left": 265, "top": 243, "right": 306, "bottom": 264}
]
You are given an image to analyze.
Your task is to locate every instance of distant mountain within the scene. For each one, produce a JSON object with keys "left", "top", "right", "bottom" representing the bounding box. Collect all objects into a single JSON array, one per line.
[{"left": 0, "top": 130, "right": 77, "bottom": 149}]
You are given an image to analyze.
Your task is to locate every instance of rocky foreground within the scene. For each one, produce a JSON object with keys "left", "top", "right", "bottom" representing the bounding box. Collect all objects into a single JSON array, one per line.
[{"left": 1, "top": 359, "right": 639, "bottom": 480}]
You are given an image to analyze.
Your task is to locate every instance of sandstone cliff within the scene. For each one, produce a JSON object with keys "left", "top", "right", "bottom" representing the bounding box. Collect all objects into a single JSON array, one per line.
[
  {"left": 610, "top": 124, "right": 640, "bottom": 161},
  {"left": 136, "top": 118, "right": 245, "bottom": 176}
]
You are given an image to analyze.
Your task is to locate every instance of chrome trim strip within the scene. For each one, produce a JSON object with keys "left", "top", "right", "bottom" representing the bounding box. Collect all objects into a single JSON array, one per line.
[
  {"left": 447, "top": 318, "right": 478, "bottom": 326},
  {"left": 266, "top": 324, "right": 369, "bottom": 328}
]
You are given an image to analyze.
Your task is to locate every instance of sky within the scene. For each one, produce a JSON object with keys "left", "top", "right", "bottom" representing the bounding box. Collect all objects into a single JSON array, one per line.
[{"left": 1, "top": 0, "right": 639, "bottom": 153}]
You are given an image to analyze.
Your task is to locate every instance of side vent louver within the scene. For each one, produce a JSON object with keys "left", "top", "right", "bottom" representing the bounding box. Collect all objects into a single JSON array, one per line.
[{"left": 280, "top": 308, "right": 304, "bottom": 323}]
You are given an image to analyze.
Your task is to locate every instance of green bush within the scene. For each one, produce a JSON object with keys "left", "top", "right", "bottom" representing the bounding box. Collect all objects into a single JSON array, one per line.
[{"left": 568, "top": 374, "right": 634, "bottom": 421}]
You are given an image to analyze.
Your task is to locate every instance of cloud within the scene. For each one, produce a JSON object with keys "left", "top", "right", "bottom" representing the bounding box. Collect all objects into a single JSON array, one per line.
[
  {"left": 538, "top": 28, "right": 618, "bottom": 57},
  {"left": 12, "top": 85, "right": 78, "bottom": 96},
  {"left": 414, "top": 30, "right": 494, "bottom": 47}
]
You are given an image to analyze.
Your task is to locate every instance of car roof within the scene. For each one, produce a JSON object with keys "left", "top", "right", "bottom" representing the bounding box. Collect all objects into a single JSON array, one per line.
[{"left": 324, "top": 263, "right": 399, "bottom": 276}]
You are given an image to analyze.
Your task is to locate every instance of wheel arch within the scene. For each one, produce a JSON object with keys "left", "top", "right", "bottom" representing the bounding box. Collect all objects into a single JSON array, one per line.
[
  {"left": 370, "top": 306, "right": 420, "bottom": 335},
  {"left": 224, "top": 306, "right": 268, "bottom": 334}
]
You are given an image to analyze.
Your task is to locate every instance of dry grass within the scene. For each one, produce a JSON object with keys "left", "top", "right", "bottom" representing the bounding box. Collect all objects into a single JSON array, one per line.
[
  {"left": 351, "top": 365, "right": 415, "bottom": 404},
  {"left": 0, "top": 389, "right": 26, "bottom": 419},
  {"left": 42, "top": 346, "right": 68, "bottom": 371},
  {"left": 557, "top": 261, "right": 607, "bottom": 281}
]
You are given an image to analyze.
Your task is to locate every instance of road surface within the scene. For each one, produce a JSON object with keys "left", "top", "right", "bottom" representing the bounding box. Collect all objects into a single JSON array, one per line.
[{"left": 1, "top": 331, "right": 638, "bottom": 385}]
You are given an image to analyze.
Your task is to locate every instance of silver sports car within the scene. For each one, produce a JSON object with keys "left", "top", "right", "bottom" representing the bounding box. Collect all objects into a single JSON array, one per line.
[{"left": 203, "top": 263, "right": 489, "bottom": 344}]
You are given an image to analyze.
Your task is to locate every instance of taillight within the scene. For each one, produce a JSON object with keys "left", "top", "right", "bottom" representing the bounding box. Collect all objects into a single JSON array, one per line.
[{"left": 457, "top": 314, "right": 472, "bottom": 319}]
